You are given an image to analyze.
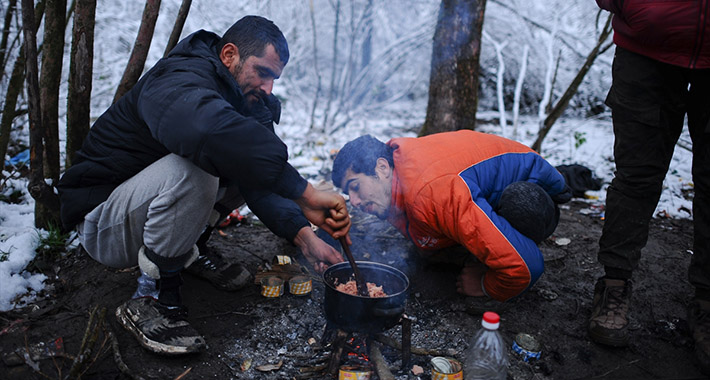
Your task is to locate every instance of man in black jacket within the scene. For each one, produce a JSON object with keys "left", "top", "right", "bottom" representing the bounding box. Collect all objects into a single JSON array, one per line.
[{"left": 57, "top": 16, "right": 350, "bottom": 355}]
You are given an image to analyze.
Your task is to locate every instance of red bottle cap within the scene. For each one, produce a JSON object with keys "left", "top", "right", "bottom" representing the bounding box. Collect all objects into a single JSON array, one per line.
[{"left": 482, "top": 311, "right": 500, "bottom": 329}]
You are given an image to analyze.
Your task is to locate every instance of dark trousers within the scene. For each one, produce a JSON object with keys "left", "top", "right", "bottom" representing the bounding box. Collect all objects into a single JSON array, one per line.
[{"left": 600, "top": 47, "right": 710, "bottom": 300}]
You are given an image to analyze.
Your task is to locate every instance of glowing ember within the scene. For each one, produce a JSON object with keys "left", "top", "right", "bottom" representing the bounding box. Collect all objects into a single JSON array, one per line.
[{"left": 335, "top": 280, "right": 387, "bottom": 297}]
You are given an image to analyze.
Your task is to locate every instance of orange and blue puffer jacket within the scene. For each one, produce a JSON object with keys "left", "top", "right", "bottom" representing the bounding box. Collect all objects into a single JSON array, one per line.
[{"left": 385, "top": 130, "right": 568, "bottom": 301}]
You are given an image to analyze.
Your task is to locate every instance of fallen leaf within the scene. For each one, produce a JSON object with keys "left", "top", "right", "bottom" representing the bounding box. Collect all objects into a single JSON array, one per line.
[{"left": 240, "top": 358, "right": 252, "bottom": 371}]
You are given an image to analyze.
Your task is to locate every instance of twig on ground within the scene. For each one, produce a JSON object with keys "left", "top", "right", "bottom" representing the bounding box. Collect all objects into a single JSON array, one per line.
[
  {"left": 370, "top": 341, "right": 395, "bottom": 380},
  {"left": 67, "top": 305, "right": 107, "bottom": 379},
  {"left": 174, "top": 367, "right": 192, "bottom": 380},
  {"left": 108, "top": 329, "right": 145, "bottom": 380},
  {"left": 193, "top": 310, "right": 253, "bottom": 319},
  {"left": 374, "top": 333, "right": 457, "bottom": 357}
]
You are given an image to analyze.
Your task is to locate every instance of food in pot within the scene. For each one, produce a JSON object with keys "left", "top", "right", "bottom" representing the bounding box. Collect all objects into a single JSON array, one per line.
[{"left": 335, "top": 279, "right": 387, "bottom": 297}]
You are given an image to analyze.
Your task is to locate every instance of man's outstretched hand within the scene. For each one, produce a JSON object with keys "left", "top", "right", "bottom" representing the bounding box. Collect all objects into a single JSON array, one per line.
[
  {"left": 293, "top": 226, "right": 344, "bottom": 273},
  {"left": 296, "top": 183, "right": 351, "bottom": 243}
]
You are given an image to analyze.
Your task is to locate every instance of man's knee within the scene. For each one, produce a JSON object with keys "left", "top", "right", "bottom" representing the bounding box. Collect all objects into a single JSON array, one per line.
[{"left": 496, "top": 181, "right": 558, "bottom": 243}]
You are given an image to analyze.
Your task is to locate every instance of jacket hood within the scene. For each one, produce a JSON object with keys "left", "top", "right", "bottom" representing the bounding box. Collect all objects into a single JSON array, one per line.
[{"left": 168, "top": 30, "right": 220, "bottom": 59}]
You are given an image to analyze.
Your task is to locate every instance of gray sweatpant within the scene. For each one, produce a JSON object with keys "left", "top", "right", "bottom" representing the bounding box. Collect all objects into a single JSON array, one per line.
[{"left": 78, "top": 154, "right": 223, "bottom": 269}]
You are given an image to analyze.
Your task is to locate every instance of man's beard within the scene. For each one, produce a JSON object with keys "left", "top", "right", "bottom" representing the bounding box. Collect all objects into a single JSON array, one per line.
[{"left": 230, "top": 62, "right": 266, "bottom": 111}]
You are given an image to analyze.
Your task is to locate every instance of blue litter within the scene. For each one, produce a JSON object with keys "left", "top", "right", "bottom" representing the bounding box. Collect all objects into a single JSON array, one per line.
[{"left": 4, "top": 149, "right": 30, "bottom": 167}]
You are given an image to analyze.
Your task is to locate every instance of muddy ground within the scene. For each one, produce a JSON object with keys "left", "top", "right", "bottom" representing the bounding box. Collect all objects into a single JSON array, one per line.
[{"left": 0, "top": 199, "right": 704, "bottom": 380}]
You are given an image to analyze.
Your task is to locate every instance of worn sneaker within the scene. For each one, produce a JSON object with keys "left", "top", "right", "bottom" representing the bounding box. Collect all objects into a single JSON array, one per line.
[
  {"left": 185, "top": 253, "right": 252, "bottom": 291},
  {"left": 689, "top": 299, "right": 710, "bottom": 374},
  {"left": 588, "top": 277, "right": 632, "bottom": 347},
  {"left": 115, "top": 297, "right": 206, "bottom": 355}
]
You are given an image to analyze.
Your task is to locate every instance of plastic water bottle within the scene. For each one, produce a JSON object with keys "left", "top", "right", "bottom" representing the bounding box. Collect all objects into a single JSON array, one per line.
[
  {"left": 132, "top": 270, "right": 159, "bottom": 299},
  {"left": 464, "top": 311, "right": 508, "bottom": 380}
]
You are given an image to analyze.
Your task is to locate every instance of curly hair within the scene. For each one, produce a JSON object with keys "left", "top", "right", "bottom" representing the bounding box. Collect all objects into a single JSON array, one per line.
[{"left": 332, "top": 135, "right": 394, "bottom": 192}]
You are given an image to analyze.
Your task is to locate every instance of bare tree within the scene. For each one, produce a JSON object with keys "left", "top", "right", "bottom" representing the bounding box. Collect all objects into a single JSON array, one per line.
[
  {"left": 40, "top": 0, "right": 66, "bottom": 184},
  {"left": 0, "top": 1, "right": 45, "bottom": 180},
  {"left": 483, "top": 30, "right": 508, "bottom": 136},
  {"left": 163, "top": 0, "right": 191, "bottom": 57},
  {"left": 112, "top": 0, "right": 161, "bottom": 103},
  {"left": 0, "top": 0, "right": 18, "bottom": 80},
  {"left": 66, "top": 0, "right": 96, "bottom": 169},
  {"left": 21, "top": 0, "right": 60, "bottom": 228},
  {"left": 512, "top": 44, "right": 529, "bottom": 139},
  {"left": 531, "top": 12, "right": 612, "bottom": 152},
  {"left": 420, "top": 0, "right": 487, "bottom": 136}
]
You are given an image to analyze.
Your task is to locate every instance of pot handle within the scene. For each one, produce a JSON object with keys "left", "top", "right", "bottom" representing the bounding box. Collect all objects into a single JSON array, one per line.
[{"left": 372, "top": 305, "right": 405, "bottom": 317}]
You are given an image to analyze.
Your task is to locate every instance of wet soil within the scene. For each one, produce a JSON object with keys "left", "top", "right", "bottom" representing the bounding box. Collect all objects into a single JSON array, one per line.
[{"left": 0, "top": 199, "right": 703, "bottom": 379}]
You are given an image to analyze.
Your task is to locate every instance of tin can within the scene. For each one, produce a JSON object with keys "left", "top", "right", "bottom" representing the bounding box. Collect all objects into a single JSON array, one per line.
[
  {"left": 431, "top": 357, "right": 463, "bottom": 380},
  {"left": 260, "top": 276, "right": 284, "bottom": 298},
  {"left": 289, "top": 275, "right": 312, "bottom": 296},
  {"left": 338, "top": 365, "right": 372, "bottom": 379},
  {"left": 512, "top": 333, "right": 541, "bottom": 362}
]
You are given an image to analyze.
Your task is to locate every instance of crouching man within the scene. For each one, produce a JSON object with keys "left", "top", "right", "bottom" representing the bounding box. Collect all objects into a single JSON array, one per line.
[{"left": 331, "top": 131, "right": 571, "bottom": 312}]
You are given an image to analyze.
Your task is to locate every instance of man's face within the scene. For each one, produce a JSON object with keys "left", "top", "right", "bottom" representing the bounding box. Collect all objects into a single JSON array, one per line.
[
  {"left": 225, "top": 43, "right": 284, "bottom": 106},
  {"left": 341, "top": 159, "right": 393, "bottom": 219}
]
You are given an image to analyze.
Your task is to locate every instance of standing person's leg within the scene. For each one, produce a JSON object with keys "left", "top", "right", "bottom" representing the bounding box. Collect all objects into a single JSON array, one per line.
[
  {"left": 686, "top": 68, "right": 710, "bottom": 374},
  {"left": 589, "top": 47, "right": 686, "bottom": 347},
  {"left": 79, "top": 154, "right": 219, "bottom": 355}
]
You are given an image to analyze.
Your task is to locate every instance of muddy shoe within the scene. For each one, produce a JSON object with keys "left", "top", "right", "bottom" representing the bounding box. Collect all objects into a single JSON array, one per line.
[
  {"left": 588, "top": 277, "right": 631, "bottom": 347},
  {"left": 115, "top": 297, "right": 206, "bottom": 355},
  {"left": 185, "top": 254, "right": 252, "bottom": 291},
  {"left": 689, "top": 299, "right": 710, "bottom": 374}
]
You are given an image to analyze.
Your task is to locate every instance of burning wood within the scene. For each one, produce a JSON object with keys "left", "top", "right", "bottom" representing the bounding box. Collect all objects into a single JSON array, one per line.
[{"left": 335, "top": 279, "right": 387, "bottom": 297}]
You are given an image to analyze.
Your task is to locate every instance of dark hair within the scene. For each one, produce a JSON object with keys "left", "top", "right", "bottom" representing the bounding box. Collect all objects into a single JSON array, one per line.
[
  {"left": 332, "top": 135, "right": 395, "bottom": 192},
  {"left": 218, "top": 15, "right": 289, "bottom": 65}
]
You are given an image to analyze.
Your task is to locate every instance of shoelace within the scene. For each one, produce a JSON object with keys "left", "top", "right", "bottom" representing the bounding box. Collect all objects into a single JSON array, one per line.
[{"left": 599, "top": 283, "right": 627, "bottom": 313}]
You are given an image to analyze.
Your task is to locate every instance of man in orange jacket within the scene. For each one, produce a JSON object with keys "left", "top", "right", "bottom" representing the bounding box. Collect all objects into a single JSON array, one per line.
[{"left": 332, "top": 131, "right": 571, "bottom": 308}]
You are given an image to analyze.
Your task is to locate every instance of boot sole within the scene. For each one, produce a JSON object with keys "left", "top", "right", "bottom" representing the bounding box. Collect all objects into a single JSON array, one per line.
[
  {"left": 588, "top": 327, "right": 629, "bottom": 347},
  {"left": 115, "top": 302, "right": 205, "bottom": 355}
]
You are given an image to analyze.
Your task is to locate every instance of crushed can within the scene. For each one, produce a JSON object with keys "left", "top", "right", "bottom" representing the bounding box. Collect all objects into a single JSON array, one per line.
[
  {"left": 431, "top": 356, "right": 463, "bottom": 380},
  {"left": 512, "top": 332, "right": 541, "bottom": 362}
]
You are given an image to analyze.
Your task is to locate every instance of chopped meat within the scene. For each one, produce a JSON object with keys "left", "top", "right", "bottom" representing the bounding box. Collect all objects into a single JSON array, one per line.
[{"left": 335, "top": 279, "right": 387, "bottom": 297}]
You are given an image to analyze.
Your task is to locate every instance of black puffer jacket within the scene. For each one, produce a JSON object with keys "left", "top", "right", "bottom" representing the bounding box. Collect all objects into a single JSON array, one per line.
[{"left": 57, "top": 30, "right": 308, "bottom": 237}]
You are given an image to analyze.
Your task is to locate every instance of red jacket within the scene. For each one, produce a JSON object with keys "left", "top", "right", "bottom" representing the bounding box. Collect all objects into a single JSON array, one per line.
[
  {"left": 597, "top": 0, "right": 710, "bottom": 68},
  {"left": 385, "top": 131, "right": 568, "bottom": 301}
]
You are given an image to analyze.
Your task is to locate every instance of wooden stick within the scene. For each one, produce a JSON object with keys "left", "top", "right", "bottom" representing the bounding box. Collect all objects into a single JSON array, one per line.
[
  {"left": 369, "top": 341, "right": 395, "bottom": 380},
  {"left": 374, "top": 333, "right": 457, "bottom": 357},
  {"left": 327, "top": 329, "right": 350, "bottom": 377},
  {"left": 339, "top": 237, "right": 369, "bottom": 297}
]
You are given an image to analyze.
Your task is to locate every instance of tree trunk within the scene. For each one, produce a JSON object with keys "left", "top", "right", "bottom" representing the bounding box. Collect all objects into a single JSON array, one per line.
[
  {"left": 66, "top": 0, "right": 96, "bottom": 169},
  {"left": 113, "top": 0, "right": 161, "bottom": 103},
  {"left": 420, "top": 0, "right": 486, "bottom": 136},
  {"left": 40, "top": 0, "right": 66, "bottom": 184},
  {"left": 163, "top": 0, "right": 191, "bottom": 57},
  {"left": 0, "top": 1, "right": 44, "bottom": 179},
  {"left": 21, "top": 0, "right": 60, "bottom": 228},
  {"left": 0, "top": 0, "right": 18, "bottom": 80},
  {"left": 0, "top": 49, "right": 26, "bottom": 176},
  {"left": 531, "top": 13, "right": 612, "bottom": 153}
]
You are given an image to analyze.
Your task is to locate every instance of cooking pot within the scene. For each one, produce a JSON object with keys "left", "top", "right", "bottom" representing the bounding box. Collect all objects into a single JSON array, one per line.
[{"left": 323, "top": 261, "right": 409, "bottom": 333}]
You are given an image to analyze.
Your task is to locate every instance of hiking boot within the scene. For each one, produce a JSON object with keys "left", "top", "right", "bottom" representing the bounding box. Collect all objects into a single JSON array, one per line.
[
  {"left": 588, "top": 277, "right": 631, "bottom": 347},
  {"left": 688, "top": 299, "right": 710, "bottom": 375},
  {"left": 115, "top": 297, "right": 206, "bottom": 355},
  {"left": 185, "top": 253, "right": 252, "bottom": 291}
]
